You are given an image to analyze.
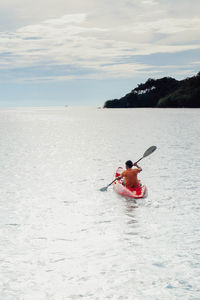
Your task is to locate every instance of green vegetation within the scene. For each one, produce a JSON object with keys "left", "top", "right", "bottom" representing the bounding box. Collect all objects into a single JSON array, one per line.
[{"left": 103, "top": 72, "right": 200, "bottom": 108}]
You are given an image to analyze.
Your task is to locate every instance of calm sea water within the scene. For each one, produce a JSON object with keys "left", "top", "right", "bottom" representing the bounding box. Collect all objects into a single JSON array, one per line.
[{"left": 0, "top": 107, "right": 199, "bottom": 300}]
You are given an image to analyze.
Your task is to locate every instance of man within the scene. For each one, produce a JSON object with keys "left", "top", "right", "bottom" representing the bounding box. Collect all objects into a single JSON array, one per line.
[{"left": 118, "top": 160, "right": 142, "bottom": 189}]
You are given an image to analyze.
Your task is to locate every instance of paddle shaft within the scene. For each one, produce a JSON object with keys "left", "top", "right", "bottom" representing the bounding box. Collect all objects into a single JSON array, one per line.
[
  {"left": 135, "top": 156, "right": 144, "bottom": 164},
  {"left": 107, "top": 178, "right": 118, "bottom": 188}
]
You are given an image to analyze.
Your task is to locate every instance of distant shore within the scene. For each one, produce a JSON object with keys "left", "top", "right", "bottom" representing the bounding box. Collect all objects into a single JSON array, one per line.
[{"left": 103, "top": 72, "right": 200, "bottom": 108}]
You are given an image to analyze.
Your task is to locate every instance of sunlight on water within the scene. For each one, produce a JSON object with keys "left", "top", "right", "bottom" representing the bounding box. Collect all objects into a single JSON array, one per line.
[{"left": 0, "top": 107, "right": 199, "bottom": 299}]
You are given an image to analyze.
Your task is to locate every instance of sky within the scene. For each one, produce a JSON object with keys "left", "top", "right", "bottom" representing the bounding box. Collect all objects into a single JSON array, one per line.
[{"left": 0, "top": 0, "right": 200, "bottom": 107}]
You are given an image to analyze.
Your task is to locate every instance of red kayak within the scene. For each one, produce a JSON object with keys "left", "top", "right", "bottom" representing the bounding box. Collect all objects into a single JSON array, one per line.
[{"left": 113, "top": 167, "right": 147, "bottom": 199}]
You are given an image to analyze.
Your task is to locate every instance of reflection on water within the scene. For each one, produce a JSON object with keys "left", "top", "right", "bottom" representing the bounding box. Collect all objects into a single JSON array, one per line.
[{"left": 0, "top": 107, "right": 200, "bottom": 299}]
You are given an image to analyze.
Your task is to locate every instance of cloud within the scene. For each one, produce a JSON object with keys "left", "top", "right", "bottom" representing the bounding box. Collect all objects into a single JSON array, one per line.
[{"left": 0, "top": 0, "right": 200, "bottom": 82}]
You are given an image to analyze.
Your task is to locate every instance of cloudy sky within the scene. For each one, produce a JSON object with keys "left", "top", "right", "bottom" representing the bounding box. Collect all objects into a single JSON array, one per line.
[{"left": 0, "top": 0, "right": 200, "bottom": 106}]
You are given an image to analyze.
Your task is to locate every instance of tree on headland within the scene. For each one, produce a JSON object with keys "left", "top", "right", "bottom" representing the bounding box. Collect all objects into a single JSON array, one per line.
[
  {"left": 158, "top": 73, "right": 200, "bottom": 107},
  {"left": 103, "top": 72, "right": 200, "bottom": 108}
]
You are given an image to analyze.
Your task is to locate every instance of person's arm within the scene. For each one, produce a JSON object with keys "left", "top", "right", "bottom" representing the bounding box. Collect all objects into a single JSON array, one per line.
[
  {"left": 117, "top": 171, "right": 125, "bottom": 179},
  {"left": 133, "top": 162, "right": 142, "bottom": 172}
]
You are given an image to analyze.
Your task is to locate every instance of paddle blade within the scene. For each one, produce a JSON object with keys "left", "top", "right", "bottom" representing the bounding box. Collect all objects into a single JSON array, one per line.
[
  {"left": 143, "top": 145, "right": 157, "bottom": 157},
  {"left": 100, "top": 186, "right": 108, "bottom": 192}
]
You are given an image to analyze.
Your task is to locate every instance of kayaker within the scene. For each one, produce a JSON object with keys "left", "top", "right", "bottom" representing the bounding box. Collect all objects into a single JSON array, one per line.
[{"left": 117, "top": 160, "right": 142, "bottom": 188}]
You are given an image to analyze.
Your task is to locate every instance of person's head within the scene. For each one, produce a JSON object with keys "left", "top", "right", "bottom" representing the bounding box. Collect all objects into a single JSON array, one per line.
[{"left": 125, "top": 160, "right": 133, "bottom": 169}]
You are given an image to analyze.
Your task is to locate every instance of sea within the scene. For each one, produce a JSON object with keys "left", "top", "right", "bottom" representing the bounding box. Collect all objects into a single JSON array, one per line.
[{"left": 0, "top": 107, "right": 199, "bottom": 300}]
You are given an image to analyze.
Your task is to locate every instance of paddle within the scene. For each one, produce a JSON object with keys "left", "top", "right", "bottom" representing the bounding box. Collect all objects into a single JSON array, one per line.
[
  {"left": 100, "top": 178, "right": 119, "bottom": 192},
  {"left": 135, "top": 145, "right": 157, "bottom": 164},
  {"left": 100, "top": 145, "right": 157, "bottom": 192}
]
